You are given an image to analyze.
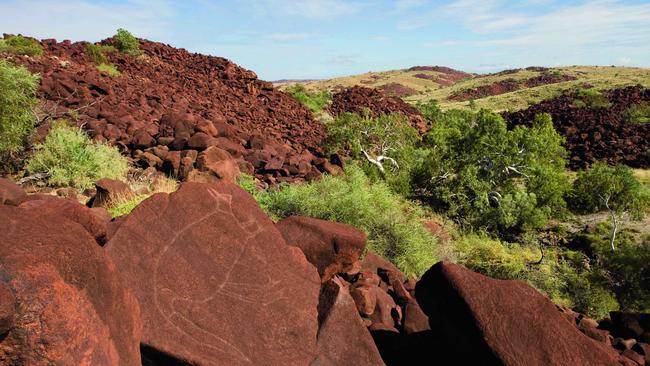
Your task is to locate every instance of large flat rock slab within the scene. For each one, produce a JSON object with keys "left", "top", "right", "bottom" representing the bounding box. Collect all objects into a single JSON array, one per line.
[
  {"left": 105, "top": 181, "right": 321, "bottom": 365},
  {"left": 0, "top": 206, "right": 141, "bottom": 366}
]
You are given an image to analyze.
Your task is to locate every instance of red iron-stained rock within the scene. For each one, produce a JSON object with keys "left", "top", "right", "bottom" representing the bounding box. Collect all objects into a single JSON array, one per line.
[
  {"left": 0, "top": 178, "right": 26, "bottom": 206},
  {"left": 105, "top": 182, "right": 321, "bottom": 365},
  {"left": 0, "top": 206, "right": 141, "bottom": 365}
]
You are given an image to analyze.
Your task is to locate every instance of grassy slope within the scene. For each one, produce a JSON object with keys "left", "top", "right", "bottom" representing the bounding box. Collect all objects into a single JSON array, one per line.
[
  {"left": 284, "top": 67, "right": 471, "bottom": 95},
  {"left": 295, "top": 66, "right": 650, "bottom": 112}
]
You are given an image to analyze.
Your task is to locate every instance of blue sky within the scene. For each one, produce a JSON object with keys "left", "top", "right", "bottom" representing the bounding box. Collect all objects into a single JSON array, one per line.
[{"left": 1, "top": 0, "right": 649, "bottom": 80}]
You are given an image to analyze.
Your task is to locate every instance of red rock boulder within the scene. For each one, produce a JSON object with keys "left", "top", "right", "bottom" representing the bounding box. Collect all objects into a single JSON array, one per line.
[
  {"left": 415, "top": 261, "right": 621, "bottom": 366},
  {"left": 0, "top": 178, "right": 26, "bottom": 206},
  {"left": 88, "top": 178, "right": 134, "bottom": 208},
  {"left": 276, "top": 216, "right": 367, "bottom": 282},
  {"left": 105, "top": 182, "right": 321, "bottom": 365},
  {"left": 316, "top": 277, "right": 385, "bottom": 365},
  {"left": 0, "top": 206, "right": 141, "bottom": 365}
]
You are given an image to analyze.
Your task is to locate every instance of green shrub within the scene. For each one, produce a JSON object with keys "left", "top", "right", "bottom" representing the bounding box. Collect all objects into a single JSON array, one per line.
[
  {"left": 570, "top": 162, "right": 650, "bottom": 219},
  {"left": 113, "top": 28, "right": 140, "bottom": 55},
  {"left": 27, "top": 120, "right": 129, "bottom": 189},
  {"left": 623, "top": 102, "right": 650, "bottom": 124},
  {"left": 0, "top": 61, "right": 39, "bottom": 157},
  {"left": 453, "top": 234, "right": 619, "bottom": 318},
  {"left": 573, "top": 88, "right": 612, "bottom": 108},
  {"left": 96, "top": 63, "right": 121, "bottom": 76},
  {"left": 325, "top": 111, "right": 422, "bottom": 196},
  {"left": 585, "top": 225, "right": 650, "bottom": 312},
  {"left": 285, "top": 84, "right": 331, "bottom": 113},
  {"left": 0, "top": 35, "right": 43, "bottom": 56},
  {"left": 249, "top": 165, "right": 438, "bottom": 277},
  {"left": 416, "top": 110, "right": 569, "bottom": 235},
  {"left": 86, "top": 43, "right": 116, "bottom": 64}
]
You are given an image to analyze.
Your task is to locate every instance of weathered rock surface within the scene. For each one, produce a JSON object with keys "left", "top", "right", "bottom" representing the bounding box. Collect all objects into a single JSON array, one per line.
[
  {"left": 415, "top": 261, "right": 621, "bottom": 366},
  {"left": 276, "top": 216, "right": 366, "bottom": 281},
  {"left": 0, "top": 206, "right": 141, "bottom": 365},
  {"left": 316, "top": 277, "right": 385, "bottom": 365},
  {"left": 88, "top": 178, "right": 134, "bottom": 208},
  {"left": 0, "top": 178, "right": 26, "bottom": 206},
  {"left": 105, "top": 182, "right": 321, "bottom": 365}
]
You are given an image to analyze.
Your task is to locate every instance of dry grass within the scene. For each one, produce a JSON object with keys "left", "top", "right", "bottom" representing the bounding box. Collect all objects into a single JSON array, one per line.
[
  {"left": 300, "top": 66, "right": 650, "bottom": 113},
  {"left": 634, "top": 169, "right": 650, "bottom": 190},
  {"left": 105, "top": 174, "right": 179, "bottom": 217}
]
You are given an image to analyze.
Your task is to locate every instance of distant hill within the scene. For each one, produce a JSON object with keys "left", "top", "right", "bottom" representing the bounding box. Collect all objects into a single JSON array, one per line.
[{"left": 289, "top": 65, "right": 650, "bottom": 112}]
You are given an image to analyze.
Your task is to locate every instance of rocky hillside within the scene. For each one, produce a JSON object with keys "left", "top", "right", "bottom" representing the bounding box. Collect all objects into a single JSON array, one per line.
[
  {"left": 2, "top": 177, "right": 648, "bottom": 365},
  {"left": 296, "top": 65, "right": 650, "bottom": 112},
  {"left": 1, "top": 37, "right": 338, "bottom": 186}
]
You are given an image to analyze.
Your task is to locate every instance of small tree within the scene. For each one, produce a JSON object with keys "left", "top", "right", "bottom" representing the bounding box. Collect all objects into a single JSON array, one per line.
[
  {"left": 113, "top": 28, "right": 140, "bottom": 55},
  {"left": 416, "top": 110, "right": 569, "bottom": 234},
  {"left": 324, "top": 111, "right": 421, "bottom": 195},
  {"left": 0, "top": 61, "right": 39, "bottom": 158},
  {"left": 570, "top": 163, "right": 650, "bottom": 250}
]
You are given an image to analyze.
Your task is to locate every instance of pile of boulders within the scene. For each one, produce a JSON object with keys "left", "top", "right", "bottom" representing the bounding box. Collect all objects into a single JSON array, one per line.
[
  {"left": 1, "top": 176, "right": 644, "bottom": 365},
  {"left": 1, "top": 37, "right": 334, "bottom": 185},
  {"left": 503, "top": 85, "right": 650, "bottom": 169},
  {"left": 328, "top": 86, "right": 429, "bottom": 133}
]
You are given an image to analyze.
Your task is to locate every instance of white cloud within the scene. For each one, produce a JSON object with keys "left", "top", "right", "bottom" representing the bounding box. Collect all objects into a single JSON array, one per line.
[
  {"left": 0, "top": 0, "right": 174, "bottom": 42},
  {"left": 618, "top": 57, "right": 633, "bottom": 65}
]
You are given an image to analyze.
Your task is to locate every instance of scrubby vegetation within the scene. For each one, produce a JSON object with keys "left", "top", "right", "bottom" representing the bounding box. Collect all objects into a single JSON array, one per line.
[
  {"left": 0, "top": 35, "right": 43, "bottom": 56},
  {"left": 572, "top": 88, "right": 612, "bottom": 108},
  {"left": 285, "top": 84, "right": 331, "bottom": 113},
  {"left": 0, "top": 61, "right": 39, "bottom": 159},
  {"left": 96, "top": 63, "right": 121, "bottom": 76},
  {"left": 86, "top": 43, "right": 116, "bottom": 64},
  {"left": 239, "top": 165, "right": 439, "bottom": 277},
  {"left": 112, "top": 28, "right": 140, "bottom": 56},
  {"left": 27, "top": 120, "right": 129, "bottom": 189},
  {"left": 623, "top": 102, "right": 650, "bottom": 124}
]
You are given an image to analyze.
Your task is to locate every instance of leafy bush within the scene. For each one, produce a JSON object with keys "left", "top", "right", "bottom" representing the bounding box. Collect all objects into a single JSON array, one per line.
[
  {"left": 96, "top": 63, "right": 121, "bottom": 76},
  {"left": 0, "top": 35, "right": 43, "bottom": 56},
  {"left": 285, "top": 84, "right": 331, "bottom": 113},
  {"left": 453, "top": 234, "right": 619, "bottom": 319},
  {"left": 585, "top": 225, "right": 650, "bottom": 312},
  {"left": 570, "top": 162, "right": 650, "bottom": 219},
  {"left": 325, "top": 111, "right": 422, "bottom": 196},
  {"left": 416, "top": 110, "right": 570, "bottom": 235},
  {"left": 27, "top": 120, "right": 129, "bottom": 189},
  {"left": 0, "top": 61, "right": 39, "bottom": 157},
  {"left": 244, "top": 165, "right": 438, "bottom": 277},
  {"left": 623, "top": 102, "right": 650, "bottom": 124},
  {"left": 113, "top": 28, "right": 140, "bottom": 55},
  {"left": 572, "top": 88, "right": 612, "bottom": 108},
  {"left": 86, "top": 43, "right": 116, "bottom": 64}
]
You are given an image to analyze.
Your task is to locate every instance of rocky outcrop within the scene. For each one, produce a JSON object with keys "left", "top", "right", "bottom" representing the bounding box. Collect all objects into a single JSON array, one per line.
[
  {"left": 2, "top": 37, "right": 333, "bottom": 185},
  {"left": 0, "top": 205, "right": 141, "bottom": 365},
  {"left": 503, "top": 86, "right": 650, "bottom": 169},
  {"left": 105, "top": 182, "right": 322, "bottom": 365},
  {"left": 414, "top": 261, "right": 622, "bottom": 366},
  {"left": 0, "top": 178, "right": 26, "bottom": 205},
  {"left": 328, "top": 86, "right": 428, "bottom": 133}
]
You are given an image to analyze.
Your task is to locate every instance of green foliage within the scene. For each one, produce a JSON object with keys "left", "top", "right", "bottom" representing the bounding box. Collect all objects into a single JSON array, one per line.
[
  {"left": 454, "top": 234, "right": 619, "bottom": 319},
  {"left": 248, "top": 165, "right": 438, "bottom": 277},
  {"left": 417, "top": 110, "right": 569, "bottom": 234},
  {"left": 86, "top": 43, "right": 116, "bottom": 64},
  {"left": 96, "top": 63, "right": 121, "bottom": 76},
  {"left": 324, "top": 111, "right": 422, "bottom": 196},
  {"left": 113, "top": 28, "right": 140, "bottom": 55},
  {"left": 623, "top": 102, "right": 650, "bottom": 124},
  {"left": 106, "top": 194, "right": 148, "bottom": 218},
  {"left": 27, "top": 120, "right": 129, "bottom": 189},
  {"left": 584, "top": 226, "right": 650, "bottom": 311},
  {"left": 573, "top": 88, "right": 612, "bottom": 108},
  {"left": 0, "top": 61, "right": 39, "bottom": 157},
  {"left": 0, "top": 35, "right": 43, "bottom": 56},
  {"left": 285, "top": 84, "right": 331, "bottom": 113},
  {"left": 570, "top": 162, "right": 650, "bottom": 219}
]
